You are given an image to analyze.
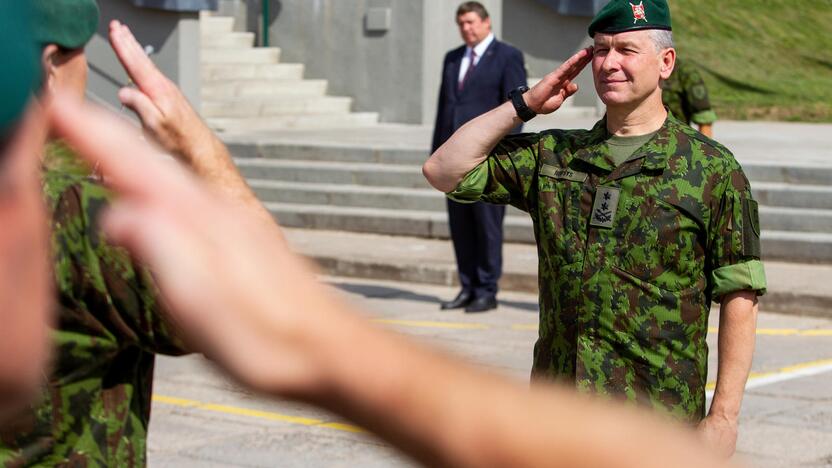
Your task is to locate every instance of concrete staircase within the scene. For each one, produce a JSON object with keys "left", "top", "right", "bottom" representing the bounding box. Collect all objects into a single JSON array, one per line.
[
  {"left": 199, "top": 13, "right": 379, "bottom": 131},
  {"left": 229, "top": 140, "right": 832, "bottom": 264}
]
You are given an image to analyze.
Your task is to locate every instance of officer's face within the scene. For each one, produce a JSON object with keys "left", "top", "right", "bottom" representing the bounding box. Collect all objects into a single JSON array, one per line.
[
  {"left": 591, "top": 30, "right": 673, "bottom": 107},
  {"left": 456, "top": 12, "right": 491, "bottom": 47}
]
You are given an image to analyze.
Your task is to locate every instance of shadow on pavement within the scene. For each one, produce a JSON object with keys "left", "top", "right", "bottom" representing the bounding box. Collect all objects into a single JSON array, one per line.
[
  {"left": 331, "top": 282, "right": 440, "bottom": 304},
  {"left": 330, "top": 281, "right": 540, "bottom": 313}
]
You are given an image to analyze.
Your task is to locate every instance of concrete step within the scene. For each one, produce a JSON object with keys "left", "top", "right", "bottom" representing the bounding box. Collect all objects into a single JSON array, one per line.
[
  {"left": 268, "top": 202, "right": 832, "bottom": 260},
  {"left": 249, "top": 179, "right": 830, "bottom": 232},
  {"left": 209, "top": 113, "right": 379, "bottom": 131},
  {"left": 202, "top": 63, "right": 305, "bottom": 81},
  {"left": 227, "top": 143, "right": 832, "bottom": 189},
  {"left": 201, "top": 32, "right": 255, "bottom": 49},
  {"left": 743, "top": 163, "right": 832, "bottom": 186},
  {"left": 266, "top": 202, "right": 536, "bottom": 242},
  {"left": 249, "top": 180, "right": 528, "bottom": 217},
  {"left": 203, "top": 96, "right": 352, "bottom": 118},
  {"left": 202, "top": 48, "right": 281, "bottom": 64},
  {"left": 762, "top": 231, "right": 832, "bottom": 264},
  {"left": 284, "top": 228, "right": 832, "bottom": 318},
  {"left": 227, "top": 142, "right": 427, "bottom": 165},
  {"left": 752, "top": 182, "right": 832, "bottom": 210},
  {"left": 201, "top": 80, "right": 328, "bottom": 99},
  {"left": 236, "top": 159, "right": 428, "bottom": 188},
  {"left": 250, "top": 180, "right": 446, "bottom": 211},
  {"left": 200, "top": 16, "right": 234, "bottom": 35},
  {"left": 760, "top": 206, "right": 832, "bottom": 233}
]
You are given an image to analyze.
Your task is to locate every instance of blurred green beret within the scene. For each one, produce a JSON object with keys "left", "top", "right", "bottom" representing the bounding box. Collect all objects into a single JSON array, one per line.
[
  {"left": 31, "top": 0, "right": 100, "bottom": 50},
  {"left": 0, "top": 2, "right": 39, "bottom": 136},
  {"left": 588, "top": 0, "right": 672, "bottom": 37}
]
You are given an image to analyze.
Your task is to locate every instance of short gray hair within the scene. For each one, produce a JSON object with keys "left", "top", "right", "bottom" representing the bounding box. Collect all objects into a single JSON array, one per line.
[{"left": 649, "top": 29, "right": 674, "bottom": 51}]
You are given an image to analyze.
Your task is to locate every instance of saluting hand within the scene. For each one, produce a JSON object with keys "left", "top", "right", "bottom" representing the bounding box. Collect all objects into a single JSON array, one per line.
[
  {"left": 109, "top": 19, "right": 277, "bottom": 227},
  {"left": 524, "top": 47, "right": 593, "bottom": 115},
  {"left": 108, "top": 20, "right": 217, "bottom": 168}
]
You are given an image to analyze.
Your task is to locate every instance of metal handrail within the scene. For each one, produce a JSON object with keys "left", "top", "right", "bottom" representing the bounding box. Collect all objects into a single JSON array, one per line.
[{"left": 262, "top": 0, "right": 270, "bottom": 47}]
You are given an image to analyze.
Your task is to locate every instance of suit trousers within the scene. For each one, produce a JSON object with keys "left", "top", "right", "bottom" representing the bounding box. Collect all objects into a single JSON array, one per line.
[{"left": 447, "top": 199, "right": 505, "bottom": 298}]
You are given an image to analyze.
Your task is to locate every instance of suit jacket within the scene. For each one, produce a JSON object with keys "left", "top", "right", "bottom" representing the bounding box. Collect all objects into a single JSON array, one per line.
[{"left": 432, "top": 39, "right": 527, "bottom": 152}]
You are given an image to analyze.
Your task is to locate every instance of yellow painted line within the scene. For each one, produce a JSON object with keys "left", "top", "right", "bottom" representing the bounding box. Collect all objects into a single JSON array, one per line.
[
  {"left": 779, "top": 358, "right": 832, "bottom": 373},
  {"left": 706, "top": 358, "right": 832, "bottom": 397},
  {"left": 372, "top": 319, "right": 489, "bottom": 330},
  {"left": 511, "top": 324, "right": 539, "bottom": 331},
  {"left": 152, "top": 395, "right": 365, "bottom": 433}
]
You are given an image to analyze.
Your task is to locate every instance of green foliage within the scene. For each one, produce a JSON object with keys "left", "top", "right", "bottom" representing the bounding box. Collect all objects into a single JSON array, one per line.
[{"left": 670, "top": 0, "right": 832, "bottom": 121}]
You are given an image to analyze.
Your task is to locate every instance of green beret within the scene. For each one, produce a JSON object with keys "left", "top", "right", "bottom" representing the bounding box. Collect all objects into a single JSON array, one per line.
[
  {"left": 588, "top": 0, "right": 672, "bottom": 37},
  {"left": 0, "top": 2, "right": 39, "bottom": 136},
  {"left": 31, "top": 0, "right": 100, "bottom": 50}
]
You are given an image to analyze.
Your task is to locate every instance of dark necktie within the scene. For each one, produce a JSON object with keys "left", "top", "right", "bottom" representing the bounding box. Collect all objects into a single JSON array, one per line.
[{"left": 458, "top": 49, "right": 477, "bottom": 91}]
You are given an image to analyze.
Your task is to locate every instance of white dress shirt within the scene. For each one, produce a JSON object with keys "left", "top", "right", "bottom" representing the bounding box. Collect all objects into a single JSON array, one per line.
[{"left": 457, "top": 33, "right": 495, "bottom": 85}]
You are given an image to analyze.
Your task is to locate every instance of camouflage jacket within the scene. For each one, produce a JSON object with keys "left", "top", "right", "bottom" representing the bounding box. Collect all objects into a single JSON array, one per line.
[
  {"left": 449, "top": 115, "right": 766, "bottom": 421},
  {"left": 0, "top": 144, "right": 187, "bottom": 467},
  {"left": 662, "top": 59, "right": 717, "bottom": 126}
]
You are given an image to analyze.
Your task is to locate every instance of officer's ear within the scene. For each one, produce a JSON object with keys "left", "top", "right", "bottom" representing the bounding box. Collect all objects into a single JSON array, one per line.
[
  {"left": 659, "top": 47, "right": 675, "bottom": 80},
  {"left": 40, "top": 44, "right": 62, "bottom": 95}
]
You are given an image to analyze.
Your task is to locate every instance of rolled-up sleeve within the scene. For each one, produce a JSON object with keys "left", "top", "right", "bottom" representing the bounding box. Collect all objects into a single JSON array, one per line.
[{"left": 708, "top": 171, "right": 767, "bottom": 300}]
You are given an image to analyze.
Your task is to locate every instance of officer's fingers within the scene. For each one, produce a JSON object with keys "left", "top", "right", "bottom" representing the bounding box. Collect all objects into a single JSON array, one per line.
[
  {"left": 109, "top": 21, "right": 168, "bottom": 100},
  {"left": 552, "top": 47, "right": 592, "bottom": 80},
  {"left": 565, "top": 82, "right": 579, "bottom": 96},
  {"left": 109, "top": 20, "right": 154, "bottom": 79},
  {"left": 118, "top": 87, "right": 164, "bottom": 131},
  {"left": 562, "top": 49, "right": 593, "bottom": 82},
  {"left": 48, "top": 93, "right": 194, "bottom": 203}
]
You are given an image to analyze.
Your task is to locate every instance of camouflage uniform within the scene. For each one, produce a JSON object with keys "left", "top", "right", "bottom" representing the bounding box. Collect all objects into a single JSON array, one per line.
[
  {"left": 0, "top": 144, "right": 187, "bottom": 467},
  {"left": 449, "top": 114, "right": 766, "bottom": 421},
  {"left": 662, "top": 59, "right": 718, "bottom": 127}
]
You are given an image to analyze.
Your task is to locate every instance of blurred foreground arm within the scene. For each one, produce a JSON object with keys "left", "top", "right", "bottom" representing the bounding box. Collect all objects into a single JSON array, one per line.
[
  {"left": 423, "top": 47, "right": 592, "bottom": 193},
  {"left": 0, "top": 106, "right": 52, "bottom": 418},
  {"left": 49, "top": 95, "right": 729, "bottom": 468},
  {"left": 108, "top": 20, "right": 274, "bottom": 227}
]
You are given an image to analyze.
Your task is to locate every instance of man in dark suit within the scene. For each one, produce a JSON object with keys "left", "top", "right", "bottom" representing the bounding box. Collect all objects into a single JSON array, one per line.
[{"left": 432, "top": 1, "right": 527, "bottom": 313}]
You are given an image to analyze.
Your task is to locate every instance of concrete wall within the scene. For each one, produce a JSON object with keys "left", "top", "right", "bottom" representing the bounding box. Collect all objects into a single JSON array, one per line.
[
  {"left": 503, "top": 0, "right": 597, "bottom": 107},
  {"left": 86, "top": 0, "right": 202, "bottom": 113},
  {"left": 227, "top": 0, "right": 502, "bottom": 125},
  {"left": 255, "top": 0, "right": 424, "bottom": 124},
  {"left": 421, "top": 0, "right": 502, "bottom": 126}
]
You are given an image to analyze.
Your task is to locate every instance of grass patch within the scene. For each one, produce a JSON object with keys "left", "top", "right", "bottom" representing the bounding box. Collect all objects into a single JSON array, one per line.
[{"left": 670, "top": 0, "right": 832, "bottom": 122}]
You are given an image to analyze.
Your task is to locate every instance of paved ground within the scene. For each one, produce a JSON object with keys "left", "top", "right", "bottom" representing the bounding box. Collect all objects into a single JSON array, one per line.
[{"left": 148, "top": 276, "right": 832, "bottom": 467}]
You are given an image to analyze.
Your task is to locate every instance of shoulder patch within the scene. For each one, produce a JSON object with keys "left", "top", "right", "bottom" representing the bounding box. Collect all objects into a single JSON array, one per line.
[{"left": 742, "top": 197, "right": 761, "bottom": 258}]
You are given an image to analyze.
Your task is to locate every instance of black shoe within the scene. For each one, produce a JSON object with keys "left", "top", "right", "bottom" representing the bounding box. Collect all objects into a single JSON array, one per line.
[
  {"left": 465, "top": 296, "right": 497, "bottom": 313},
  {"left": 440, "top": 290, "right": 473, "bottom": 310}
]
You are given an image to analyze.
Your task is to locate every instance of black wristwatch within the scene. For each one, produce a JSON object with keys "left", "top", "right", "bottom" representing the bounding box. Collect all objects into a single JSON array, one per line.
[{"left": 508, "top": 85, "right": 536, "bottom": 122}]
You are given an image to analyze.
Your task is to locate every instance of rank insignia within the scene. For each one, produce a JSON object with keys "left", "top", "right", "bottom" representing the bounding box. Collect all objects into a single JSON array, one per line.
[
  {"left": 630, "top": 2, "right": 647, "bottom": 23},
  {"left": 590, "top": 186, "right": 620, "bottom": 229}
]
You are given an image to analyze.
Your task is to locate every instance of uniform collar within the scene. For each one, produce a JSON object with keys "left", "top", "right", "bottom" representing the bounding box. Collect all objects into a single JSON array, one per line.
[{"left": 570, "top": 114, "right": 677, "bottom": 177}]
